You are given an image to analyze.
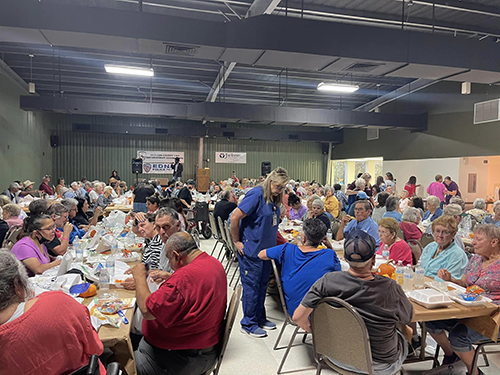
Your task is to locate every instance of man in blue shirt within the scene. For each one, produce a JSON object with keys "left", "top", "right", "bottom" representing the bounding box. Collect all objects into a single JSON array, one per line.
[{"left": 337, "top": 200, "right": 380, "bottom": 247}]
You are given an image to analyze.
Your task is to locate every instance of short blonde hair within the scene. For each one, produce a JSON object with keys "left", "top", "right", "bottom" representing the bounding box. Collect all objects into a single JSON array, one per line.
[
  {"left": 378, "top": 217, "right": 399, "bottom": 239},
  {"left": 2, "top": 203, "right": 21, "bottom": 217},
  {"left": 432, "top": 215, "right": 458, "bottom": 236}
]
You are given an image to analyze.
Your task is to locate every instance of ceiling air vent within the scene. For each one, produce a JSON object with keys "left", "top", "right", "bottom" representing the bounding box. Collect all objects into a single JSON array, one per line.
[
  {"left": 155, "top": 128, "right": 169, "bottom": 134},
  {"left": 343, "top": 62, "right": 385, "bottom": 73},
  {"left": 163, "top": 43, "right": 199, "bottom": 57},
  {"left": 474, "top": 99, "right": 500, "bottom": 124},
  {"left": 222, "top": 131, "right": 235, "bottom": 138},
  {"left": 367, "top": 128, "right": 379, "bottom": 141}
]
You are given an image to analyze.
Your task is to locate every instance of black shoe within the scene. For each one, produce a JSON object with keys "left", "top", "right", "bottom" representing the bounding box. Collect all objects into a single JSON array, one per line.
[
  {"left": 411, "top": 336, "right": 421, "bottom": 350},
  {"left": 442, "top": 352, "right": 459, "bottom": 365}
]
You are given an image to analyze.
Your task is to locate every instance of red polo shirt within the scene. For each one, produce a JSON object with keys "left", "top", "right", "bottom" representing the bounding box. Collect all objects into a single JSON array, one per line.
[{"left": 142, "top": 252, "right": 227, "bottom": 350}]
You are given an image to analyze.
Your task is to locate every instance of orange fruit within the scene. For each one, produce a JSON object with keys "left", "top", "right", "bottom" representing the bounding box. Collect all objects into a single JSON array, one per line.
[{"left": 79, "top": 284, "right": 97, "bottom": 298}]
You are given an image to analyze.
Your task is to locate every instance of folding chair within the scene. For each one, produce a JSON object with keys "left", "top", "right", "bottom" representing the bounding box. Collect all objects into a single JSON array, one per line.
[
  {"left": 216, "top": 216, "right": 229, "bottom": 262},
  {"left": 223, "top": 221, "right": 240, "bottom": 288},
  {"left": 420, "top": 233, "right": 434, "bottom": 248},
  {"left": 311, "top": 297, "right": 405, "bottom": 375},
  {"left": 271, "top": 259, "right": 312, "bottom": 374},
  {"left": 2, "top": 225, "right": 22, "bottom": 250},
  {"left": 406, "top": 239, "right": 423, "bottom": 265},
  {"left": 203, "top": 285, "right": 242, "bottom": 375},
  {"left": 208, "top": 213, "right": 224, "bottom": 256},
  {"left": 69, "top": 355, "right": 120, "bottom": 375}
]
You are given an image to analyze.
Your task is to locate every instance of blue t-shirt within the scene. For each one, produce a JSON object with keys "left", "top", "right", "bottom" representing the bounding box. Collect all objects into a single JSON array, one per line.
[
  {"left": 423, "top": 207, "right": 443, "bottom": 222},
  {"left": 266, "top": 243, "right": 341, "bottom": 316},
  {"left": 238, "top": 186, "right": 279, "bottom": 258},
  {"left": 344, "top": 217, "right": 380, "bottom": 247},
  {"left": 482, "top": 215, "right": 500, "bottom": 227},
  {"left": 383, "top": 210, "right": 402, "bottom": 223}
]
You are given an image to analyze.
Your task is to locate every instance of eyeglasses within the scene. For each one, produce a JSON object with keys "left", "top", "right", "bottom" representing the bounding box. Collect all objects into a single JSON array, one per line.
[
  {"left": 435, "top": 229, "right": 452, "bottom": 235},
  {"left": 40, "top": 225, "right": 56, "bottom": 232}
]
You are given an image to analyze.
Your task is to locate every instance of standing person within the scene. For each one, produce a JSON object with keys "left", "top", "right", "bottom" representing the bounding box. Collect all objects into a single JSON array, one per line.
[
  {"left": 404, "top": 176, "right": 419, "bottom": 197},
  {"left": 133, "top": 180, "right": 155, "bottom": 213},
  {"left": 231, "top": 171, "right": 240, "bottom": 186},
  {"left": 230, "top": 167, "right": 289, "bottom": 338},
  {"left": 333, "top": 184, "right": 348, "bottom": 211},
  {"left": 171, "top": 157, "right": 183, "bottom": 182},
  {"left": 427, "top": 175, "right": 446, "bottom": 207},
  {"left": 375, "top": 176, "right": 386, "bottom": 191},
  {"left": 109, "top": 170, "right": 121, "bottom": 182},
  {"left": 444, "top": 176, "right": 461, "bottom": 205},
  {"left": 39, "top": 175, "right": 53, "bottom": 196}
]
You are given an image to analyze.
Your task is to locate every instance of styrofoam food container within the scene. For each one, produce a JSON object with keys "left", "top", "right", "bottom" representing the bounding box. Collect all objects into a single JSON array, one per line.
[{"left": 408, "top": 289, "right": 454, "bottom": 309}]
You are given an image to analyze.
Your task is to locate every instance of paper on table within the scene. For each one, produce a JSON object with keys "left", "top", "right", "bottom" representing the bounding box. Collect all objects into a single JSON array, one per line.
[{"left": 87, "top": 297, "right": 136, "bottom": 330}]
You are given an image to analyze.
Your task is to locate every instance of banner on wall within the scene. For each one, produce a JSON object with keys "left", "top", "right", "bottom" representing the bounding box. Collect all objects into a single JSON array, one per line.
[
  {"left": 215, "top": 152, "right": 247, "bottom": 164},
  {"left": 137, "top": 150, "right": 184, "bottom": 174}
]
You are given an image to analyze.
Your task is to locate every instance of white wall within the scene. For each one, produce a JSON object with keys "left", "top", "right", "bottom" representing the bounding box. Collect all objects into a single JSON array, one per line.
[{"left": 383, "top": 158, "right": 460, "bottom": 196}]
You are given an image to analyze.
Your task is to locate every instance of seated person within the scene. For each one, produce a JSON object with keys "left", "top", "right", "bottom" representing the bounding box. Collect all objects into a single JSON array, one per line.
[
  {"left": 161, "top": 197, "right": 188, "bottom": 231},
  {"left": 310, "top": 199, "right": 331, "bottom": 230},
  {"left": 61, "top": 198, "right": 86, "bottom": 243},
  {"left": 0, "top": 210, "right": 8, "bottom": 245},
  {"left": 376, "top": 218, "right": 413, "bottom": 266},
  {"left": 45, "top": 203, "right": 74, "bottom": 256},
  {"left": 288, "top": 194, "right": 307, "bottom": 220},
  {"left": 146, "top": 194, "right": 160, "bottom": 213},
  {"left": 426, "top": 224, "right": 500, "bottom": 373},
  {"left": 131, "top": 232, "right": 227, "bottom": 375},
  {"left": 19, "top": 180, "right": 38, "bottom": 198},
  {"left": 424, "top": 204, "right": 465, "bottom": 250},
  {"left": 347, "top": 191, "right": 370, "bottom": 217},
  {"left": 0, "top": 251, "right": 106, "bottom": 374},
  {"left": 466, "top": 198, "right": 490, "bottom": 224},
  {"left": 449, "top": 196, "right": 465, "bottom": 211},
  {"left": 258, "top": 218, "right": 341, "bottom": 315},
  {"left": 482, "top": 205, "right": 500, "bottom": 227},
  {"left": 420, "top": 215, "right": 468, "bottom": 281},
  {"left": 11, "top": 215, "right": 61, "bottom": 276},
  {"left": 1, "top": 203, "right": 23, "bottom": 228},
  {"left": 301, "top": 194, "right": 320, "bottom": 221},
  {"left": 383, "top": 196, "right": 402, "bottom": 223},
  {"left": 3, "top": 183, "right": 22, "bottom": 204},
  {"left": 96, "top": 186, "right": 114, "bottom": 209},
  {"left": 73, "top": 197, "right": 102, "bottom": 228},
  {"left": 293, "top": 229, "right": 413, "bottom": 375},
  {"left": 323, "top": 186, "right": 340, "bottom": 219},
  {"left": 423, "top": 195, "right": 443, "bottom": 222},
  {"left": 409, "top": 197, "right": 425, "bottom": 219},
  {"left": 400, "top": 207, "right": 423, "bottom": 241},
  {"left": 213, "top": 190, "right": 238, "bottom": 223},
  {"left": 398, "top": 190, "right": 410, "bottom": 212},
  {"left": 27, "top": 199, "right": 51, "bottom": 217},
  {"left": 372, "top": 191, "right": 389, "bottom": 224},
  {"left": 337, "top": 200, "right": 380, "bottom": 247}
]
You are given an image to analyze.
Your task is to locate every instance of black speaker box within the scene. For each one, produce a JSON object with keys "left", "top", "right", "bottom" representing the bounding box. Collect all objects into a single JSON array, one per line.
[
  {"left": 50, "top": 135, "right": 59, "bottom": 148},
  {"left": 261, "top": 161, "right": 271, "bottom": 176}
]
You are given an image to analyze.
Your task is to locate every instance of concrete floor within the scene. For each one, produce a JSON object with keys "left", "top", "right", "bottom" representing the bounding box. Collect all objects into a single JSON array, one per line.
[{"left": 199, "top": 237, "right": 500, "bottom": 375}]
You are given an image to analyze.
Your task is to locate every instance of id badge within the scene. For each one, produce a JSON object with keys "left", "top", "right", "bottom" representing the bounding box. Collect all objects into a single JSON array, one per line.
[{"left": 272, "top": 213, "right": 278, "bottom": 227}]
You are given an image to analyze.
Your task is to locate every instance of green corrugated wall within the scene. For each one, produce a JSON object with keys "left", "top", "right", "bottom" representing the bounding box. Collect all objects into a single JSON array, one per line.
[{"left": 49, "top": 114, "right": 325, "bottom": 185}]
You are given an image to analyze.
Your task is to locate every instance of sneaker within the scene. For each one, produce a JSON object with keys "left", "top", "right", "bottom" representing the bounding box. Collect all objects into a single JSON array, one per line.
[
  {"left": 241, "top": 326, "right": 267, "bottom": 338},
  {"left": 259, "top": 320, "right": 277, "bottom": 331},
  {"left": 442, "top": 352, "right": 459, "bottom": 365}
]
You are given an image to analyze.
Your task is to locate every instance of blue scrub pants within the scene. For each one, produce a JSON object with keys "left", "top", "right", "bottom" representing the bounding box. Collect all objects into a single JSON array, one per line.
[{"left": 237, "top": 252, "right": 272, "bottom": 332}]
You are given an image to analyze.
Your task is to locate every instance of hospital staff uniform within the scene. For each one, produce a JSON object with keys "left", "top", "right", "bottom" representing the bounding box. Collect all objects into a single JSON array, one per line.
[{"left": 237, "top": 186, "right": 279, "bottom": 333}]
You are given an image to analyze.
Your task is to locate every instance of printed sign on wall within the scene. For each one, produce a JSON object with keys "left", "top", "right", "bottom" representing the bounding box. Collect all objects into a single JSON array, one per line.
[
  {"left": 215, "top": 152, "right": 247, "bottom": 164},
  {"left": 137, "top": 151, "right": 184, "bottom": 174}
]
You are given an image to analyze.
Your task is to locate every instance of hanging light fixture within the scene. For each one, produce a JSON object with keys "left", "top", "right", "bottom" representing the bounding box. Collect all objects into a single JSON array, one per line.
[
  {"left": 105, "top": 64, "right": 154, "bottom": 77},
  {"left": 317, "top": 82, "right": 359, "bottom": 93}
]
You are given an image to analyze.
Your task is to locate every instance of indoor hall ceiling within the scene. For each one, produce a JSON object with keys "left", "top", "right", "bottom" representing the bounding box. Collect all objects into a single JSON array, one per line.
[{"left": 0, "top": 42, "right": 412, "bottom": 110}]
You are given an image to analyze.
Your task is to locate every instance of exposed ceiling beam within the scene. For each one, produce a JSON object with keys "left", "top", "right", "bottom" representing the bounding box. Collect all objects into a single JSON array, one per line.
[
  {"left": 0, "top": 58, "right": 31, "bottom": 92},
  {"left": 395, "top": 0, "right": 500, "bottom": 18},
  {"left": 205, "top": 0, "right": 281, "bottom": 103},
  {"left": 19, "top": 96, "right": 427, "bottom": 131}
]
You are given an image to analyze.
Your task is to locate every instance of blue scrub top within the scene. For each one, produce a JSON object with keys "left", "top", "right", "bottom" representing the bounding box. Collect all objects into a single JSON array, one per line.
[{"left": 238, "top": 186, "right": 279, "bottom": 258}]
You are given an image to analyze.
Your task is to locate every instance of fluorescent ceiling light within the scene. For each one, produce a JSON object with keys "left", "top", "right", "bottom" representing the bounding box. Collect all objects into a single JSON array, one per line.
[
  {"left": 317, "top": 82, "right": 359, "bottom": 93},
  {"left": 105, "top": 64, "right": 154, "bottom": 77}
]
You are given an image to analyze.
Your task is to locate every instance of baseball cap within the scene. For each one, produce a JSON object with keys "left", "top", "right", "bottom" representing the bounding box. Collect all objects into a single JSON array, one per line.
[
  {"left": 186, "top": 179, "right": 196, "bottom": 185},
  {"left": 344, "top": 229, "right": 377, "bottom": 263},
  {"left": 356, "top": 191, "right": 369, "bottom": 199}
]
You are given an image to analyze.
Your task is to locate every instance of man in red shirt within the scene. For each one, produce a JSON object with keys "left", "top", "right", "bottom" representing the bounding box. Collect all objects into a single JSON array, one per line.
[
  {"left": 39, "top": 175, "right": 54, "bottom": 195},
  {"left": 132, "top": 231, "right": 227, "bottom": 375}
]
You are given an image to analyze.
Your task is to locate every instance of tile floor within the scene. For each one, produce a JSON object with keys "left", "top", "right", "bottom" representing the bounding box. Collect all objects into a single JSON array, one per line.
[{"left": 199, "top": 238, "right": 500, "bottom": 375}]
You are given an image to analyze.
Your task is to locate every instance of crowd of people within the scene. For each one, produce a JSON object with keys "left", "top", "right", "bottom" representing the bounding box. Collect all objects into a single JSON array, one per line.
[{"left": 1, "top": 167, "right": 500, "bottom": 375}]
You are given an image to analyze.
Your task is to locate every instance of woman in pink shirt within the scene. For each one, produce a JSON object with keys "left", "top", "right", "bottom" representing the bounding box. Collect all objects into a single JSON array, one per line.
[
  {"left": 1, "top": 203, "right": 23, "bottom": 228},
  {"left": 376, "top": 217, "right": 413, "bottom": 266},
  {"left": 0, "top": 250, "right": 106, "bottom": 375},
  {"left": 427, "top": 174, "right": 446, "bottom": 203}
]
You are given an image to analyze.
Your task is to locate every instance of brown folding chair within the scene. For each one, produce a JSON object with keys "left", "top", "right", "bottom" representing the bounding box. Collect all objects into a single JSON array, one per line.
[
  {"left": 406, "top": 239, "right": 423, "bottom": 265},
  {"left": 223, "top": 221, "right": 240, "bottom": 287},
  {"left": 310, "top": 297, "right": 404, "bottom": 375},
  {"left": 271, "top": 259, "right": 312, "bottom": 374},
  {"left": 203, "top": 285, "right": 242, "bottom": 375},
  {"left": 420, "top": 233, "right": 434, "bottom": 248},
  {"left": 2, "top": 225, "right": 22, "bottom": 250}
]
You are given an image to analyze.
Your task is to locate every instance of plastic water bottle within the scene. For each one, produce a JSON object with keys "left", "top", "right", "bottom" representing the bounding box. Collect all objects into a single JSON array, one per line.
[
  {"left": 396, "top": 261, "right": 404, "bottom": 286},
  {"left": 382, "top": 244, "right": 390, "bottom": 260},
  {"left": 403, "top": 266, "right": 414, "bottom": 292},
  {"left": 99, "top": 268, "right": 110, "bottom": 296},
  {"left": 327, "top": 229, "right": 333, "bottom": 240},
  {"left": 414, "top": 261, "right": 425, "bottom": 289},
  {"left": 283, "top": 216, "right": 288, "bottom": 228},
  {"left": 73, "top": 237, "right": 83, "bottom": 263},
  {"left": 106, "top": 239, "right": 118, "bottom": 278}
]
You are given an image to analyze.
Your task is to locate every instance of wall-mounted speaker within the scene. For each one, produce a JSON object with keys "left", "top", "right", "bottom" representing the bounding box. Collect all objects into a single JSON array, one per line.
[
  {"left": 50, "top": 135, "right": 59, "bottom": 148},
  {"left": 321, "top": 143, "right": 329, "bottom": 154}
]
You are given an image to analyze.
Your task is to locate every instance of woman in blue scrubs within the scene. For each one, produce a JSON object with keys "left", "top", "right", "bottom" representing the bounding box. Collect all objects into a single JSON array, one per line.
[{"left": 230, "top": 167, "right": 290, "bottom": 338}]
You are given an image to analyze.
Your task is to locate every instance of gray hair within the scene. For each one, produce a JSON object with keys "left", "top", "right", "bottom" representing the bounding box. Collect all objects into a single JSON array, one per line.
[
  {"left": 473, "top": 198, "right": 486, "bottom": 210},
  {"left": 324, "top": 186, "right": 333, "bottom": 195},
  {"left": 474, "top": 224, "right": 500, "bottom": 243},
  {"left": 355, "top": 200, "right": 372, "bottom": 212},
  {"left": 103, "top": 186, "right": 113, "bottom": 194},
  {"left": 166, "top": 232, "right": 198, "bottom": 255},
  {"left": 385, "top": 196, "right": 398, "bottom": 212},
  {"left": 9, "top": 183, "right": 19, "bottom": 190},
  {"left": 61, "top": 198, "right": 78, "bottom": 211},
  {"left": 46, "top": 202, "right": 69, "bottom": 217},
  {"left": 426, "top": 195, "right": 441, "bottom": 208},
  {"left": 0, "top": 250, "right": 33, "bottom": 310},
  {"left": 443, "top": 203, "right": 462, "bottom": 217},
  {"left": 84, "top": 182, "right": 93, "bottom": 189},
  {"left": 493, "top": 200, "right": 500, "bottom": 212},
  {"left": 354, "top": 178, "right": 366, "bottom": 189},
  {"left": 449, "top": 197, "right": 465, "bottom": 211},
  {"left": 302, "top": 218, "right": 327, "bottom": 247},
  {"left": 220, "top": 190, "right": 232, "bottom": 200},
  {"left": 402, "top": 207, "right": 420, "bottom": 224},
  {"left": 2, "top": 203, "right": 21, "bottom": 217},
  {"left": 156, "top": 207, "right": 179, "bottom": 224},
  {"left": 70, "top": 181, "right": 79, "bottom": 188},
  {"left": 312, "top": 199, "right": 324, "bottom": 209}
]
